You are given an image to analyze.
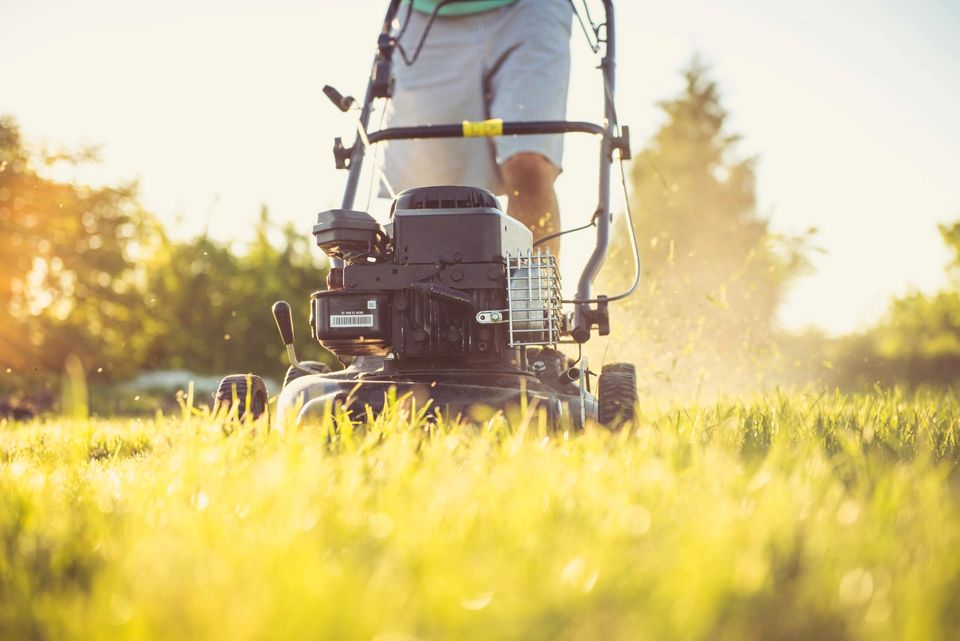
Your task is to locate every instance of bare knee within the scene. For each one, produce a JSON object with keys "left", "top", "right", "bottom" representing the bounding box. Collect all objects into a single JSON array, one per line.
[{"left": 501, "top": 153, "right": 560, "bottom": 194}]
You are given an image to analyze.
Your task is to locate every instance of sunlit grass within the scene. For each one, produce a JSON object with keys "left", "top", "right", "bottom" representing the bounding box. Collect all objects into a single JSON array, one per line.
[{"left": 2, "top": 389, "right": 959, "bottom": 640}]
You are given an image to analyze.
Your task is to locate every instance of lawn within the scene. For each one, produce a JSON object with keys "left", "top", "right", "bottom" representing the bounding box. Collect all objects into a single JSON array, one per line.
[{"left": 2, "top": 389, "right": 959, "bottom": 640}]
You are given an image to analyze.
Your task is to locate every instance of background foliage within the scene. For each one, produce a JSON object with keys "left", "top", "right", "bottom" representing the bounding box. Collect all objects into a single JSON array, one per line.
[
  {"left": 824, "top": 221, "right": 960, "bottom": 386},
  {"left": 4, "top": 59, "right": 960, "bottom": 406},
  {"left": 600, "top": 61, "right": 960, "bottom": 394},
  {"left": 0, "top": 117, "right": 152, "bottom": 383},
  {"left": 0, "top": 116, "right": 330, "bottom": 405}
]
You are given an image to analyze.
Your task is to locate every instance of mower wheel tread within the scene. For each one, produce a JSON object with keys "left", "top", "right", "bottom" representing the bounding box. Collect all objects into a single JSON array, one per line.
[
  {"left": 597, "top": 363, "right": 637, "bottom": 428},
  {"left": 214, "top": 374, "right": 268, "bottom": 421}
]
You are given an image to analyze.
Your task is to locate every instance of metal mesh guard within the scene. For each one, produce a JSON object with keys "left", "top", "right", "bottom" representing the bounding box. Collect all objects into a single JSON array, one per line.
[{"left": 506, "top": 249, "right": 563, "bottom": 347}]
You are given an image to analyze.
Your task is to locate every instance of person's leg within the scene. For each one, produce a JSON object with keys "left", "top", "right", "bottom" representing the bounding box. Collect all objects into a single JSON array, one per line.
[
  {"left": 500, "top": 152, "right": 561, "bottom": 257},
  {"left": 482, "top": 0, "right": 573, "bottom": 257}
]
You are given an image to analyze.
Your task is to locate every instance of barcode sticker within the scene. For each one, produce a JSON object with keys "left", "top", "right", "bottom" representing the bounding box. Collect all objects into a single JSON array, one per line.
[{"left": 329, "top": 314, "right": 374, "bottom": 328}]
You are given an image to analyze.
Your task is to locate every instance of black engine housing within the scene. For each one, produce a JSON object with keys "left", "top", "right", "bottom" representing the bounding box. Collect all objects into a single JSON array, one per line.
[{"left": 311, "top": 186, "right": 532, "bottom": 362}]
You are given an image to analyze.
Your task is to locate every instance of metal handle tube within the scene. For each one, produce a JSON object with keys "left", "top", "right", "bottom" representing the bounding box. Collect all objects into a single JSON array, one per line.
[
  {"left": 573, "top": 0, "right": 616, "bottom": 341},
  {"left": 335, "top": 0, "right": 402, "bottom": 270}
]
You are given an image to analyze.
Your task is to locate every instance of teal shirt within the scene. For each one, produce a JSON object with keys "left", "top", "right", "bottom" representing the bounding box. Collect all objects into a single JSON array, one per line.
[{"left": 410, "top": 0, "right": 516, "bottom": 16}]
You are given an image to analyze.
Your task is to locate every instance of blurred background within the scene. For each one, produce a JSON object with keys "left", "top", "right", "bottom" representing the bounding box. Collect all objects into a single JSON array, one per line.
[{"left": 1, "top": 0, "right": 958, "bottom": 413}]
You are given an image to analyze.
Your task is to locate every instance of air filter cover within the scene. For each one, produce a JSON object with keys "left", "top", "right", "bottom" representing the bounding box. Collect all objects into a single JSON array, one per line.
[{"left": 312, "top": 209, "right": 385, "bottom": 262}]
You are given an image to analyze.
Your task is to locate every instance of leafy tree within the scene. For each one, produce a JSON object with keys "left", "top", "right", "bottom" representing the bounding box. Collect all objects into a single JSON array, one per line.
[
  {"left": 141, "top": 206, "right": 331, "bottom": 381},
  {"left": 0, "top": 116, "right": 156, "bottom": 388},
  {"left": 1, "top": 115, "right": 330, "bottom": 402},
  {"left": 602, "top": 60, "right": 808, "bottom": 391},
  {"left": 828, "top": 222, "right": 960, "bottom": 387}
]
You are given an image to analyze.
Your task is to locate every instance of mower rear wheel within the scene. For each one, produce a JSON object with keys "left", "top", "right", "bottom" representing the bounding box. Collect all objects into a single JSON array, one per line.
[
  {"left": 282, "top": 361, "right": 332, "bottom": 388},
  {"left": 597, "top": 363, "right": 637, "bottom": 428},
  {"left": 214, "top": 374, "right": 268, "bottom": 421}
]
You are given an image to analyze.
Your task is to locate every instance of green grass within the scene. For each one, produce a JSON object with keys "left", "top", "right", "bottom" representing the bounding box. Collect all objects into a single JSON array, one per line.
[{"left": 2, "top": 389, "right": 960, "bottom": 640}]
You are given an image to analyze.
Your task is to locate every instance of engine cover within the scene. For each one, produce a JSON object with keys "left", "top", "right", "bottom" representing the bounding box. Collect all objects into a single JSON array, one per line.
[
  {"left": 312, "top": 186, "right": 535, "bottom": 362},
  {"left": 391, "top": 186, "right": 531, "bottom": 263}
]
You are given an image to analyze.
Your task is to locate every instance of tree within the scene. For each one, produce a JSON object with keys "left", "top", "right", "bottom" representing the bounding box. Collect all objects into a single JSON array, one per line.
[
  {"left": 1, "top": 115, "right": 330, "bottom": 401},
  {"left": 601, "top": 60, "right": 808, "bottom": 391},
  {"left": 827, "top": 222, "right": 960, "bottom": 387},
  {"left": 141, "top": 206, "right": 331, "bottom": 381},
  {"left": 0, "top": 116, "right": 157, "bottom": 388}
]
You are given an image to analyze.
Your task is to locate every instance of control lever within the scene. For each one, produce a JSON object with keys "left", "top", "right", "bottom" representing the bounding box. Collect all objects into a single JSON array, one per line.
[
  {"left": 323, "top": 85, "right": 356, "bottom": 112},
  {"left": 272, "top": 300, "right": 313, "bottom": 373}
]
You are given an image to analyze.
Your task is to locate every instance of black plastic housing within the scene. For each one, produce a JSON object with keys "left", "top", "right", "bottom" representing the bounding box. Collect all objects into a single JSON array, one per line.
[
  {"left": 312, "top": 209, "right": 386, "bottom": 262},
  {"left": 391, "top": 185, "right": 500, "bottom": 211},
  {"left": 391, "top": 186, "right": 530, "bottom": 264},
  {"left": 312, "top": 291, "right": 390, "bottom": 356},
  {"left": 311, "top": 187, "right": 528, "bottom": 362}
]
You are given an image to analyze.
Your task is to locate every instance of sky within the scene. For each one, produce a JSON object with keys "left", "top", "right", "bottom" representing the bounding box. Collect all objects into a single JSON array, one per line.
[{"left": 2, "top": 0, "right": 959, "bottom": 335}]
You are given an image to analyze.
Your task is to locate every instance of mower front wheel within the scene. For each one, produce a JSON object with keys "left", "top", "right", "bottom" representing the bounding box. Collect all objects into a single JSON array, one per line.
[
  {"left": 214, "top": 374, "right": 268, "bottom": 421},
  {"left": 597, "top": 363, "right": 637, "bottom": 428}
]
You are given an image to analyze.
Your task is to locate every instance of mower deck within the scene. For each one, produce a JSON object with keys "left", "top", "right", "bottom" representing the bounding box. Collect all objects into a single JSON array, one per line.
[{"left": 276, "top": 360, "right": 595, "bottom": 428}]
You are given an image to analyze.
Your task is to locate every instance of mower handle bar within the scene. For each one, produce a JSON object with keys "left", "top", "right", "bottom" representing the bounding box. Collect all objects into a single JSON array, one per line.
[
  {"left": 363, "top": 120, "right": 606, "bottom": 145},
  {"left": 337, "top": 0, "right": 618, "bottom": 343}
]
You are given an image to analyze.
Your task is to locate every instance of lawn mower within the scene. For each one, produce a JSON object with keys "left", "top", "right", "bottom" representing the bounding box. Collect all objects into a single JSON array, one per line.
[{"left": 214, "top": 0, "right": 641, "bottom": 429}]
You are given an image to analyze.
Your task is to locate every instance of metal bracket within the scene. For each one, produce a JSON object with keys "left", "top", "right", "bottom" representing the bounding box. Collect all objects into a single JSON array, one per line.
[
  {"left": 333, "top": 137, "right": 353, "bottom": 170},
  {"left": 611, "top": 125, "right": 631, "bottom": 160},
  {"left": 572, "top": 296, "right": 610, "bottom": 343},
  {"left": 476, "top": 310, "right": 506, "bottom": 324},
  {"left": 593, "top": 296, "right": 611, "bottom": 336},
  {"left": 579, "top": 355, "right": 590, "bottom": 427},
  {"left": 371, "top": 34, "right": 395, "bottom": 99}
]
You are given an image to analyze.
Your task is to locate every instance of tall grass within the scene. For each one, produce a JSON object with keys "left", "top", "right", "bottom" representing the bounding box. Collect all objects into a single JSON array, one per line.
[{"left": 2, "top": 388, "right": 959, "bottom": 640}]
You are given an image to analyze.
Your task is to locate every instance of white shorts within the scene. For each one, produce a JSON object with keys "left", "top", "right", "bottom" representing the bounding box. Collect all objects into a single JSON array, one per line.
[{"left": 382, "top": 0, "right": 573, "bottom": 196}]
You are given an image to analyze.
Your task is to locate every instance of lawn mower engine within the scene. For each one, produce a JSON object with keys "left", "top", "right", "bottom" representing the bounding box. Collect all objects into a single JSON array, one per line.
[
  {"left": 311, "top": 185, "right": 560, "bottom": 363},
  {"left": 215, "top": 185, "right": 637, "bottom": 429}
]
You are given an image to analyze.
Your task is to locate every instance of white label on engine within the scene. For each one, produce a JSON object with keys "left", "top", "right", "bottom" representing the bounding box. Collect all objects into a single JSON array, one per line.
[
  {"left": 329, "top": 314, "right": 374, "bottom": 328},
  {"left": 367, "top": 299, "right": 377, "bottom": 310}
]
